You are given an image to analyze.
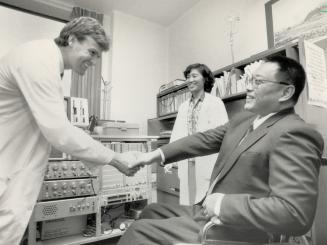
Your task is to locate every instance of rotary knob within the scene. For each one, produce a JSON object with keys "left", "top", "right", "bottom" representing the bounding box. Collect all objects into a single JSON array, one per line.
[
  {"left": 71, "top": 182, "right": 76, "bottom": 189},
  {"left": 61, "top": 182, "right": 67, "bottom": 189},
  {"left": 61, "top": 163, "right": 68, "bottom": 171},
  {"left": 52, "top": 183, "right": 58, "bottom": 190},
  {"left": 52, "top": 163, "right": 59, "bottom": 171}
]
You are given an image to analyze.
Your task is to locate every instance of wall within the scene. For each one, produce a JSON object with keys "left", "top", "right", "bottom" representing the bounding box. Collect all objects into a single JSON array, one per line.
[
  {"left": 100, "top": 13, "right": 113, "bottom": 119},
  {"left": 110, "top": 10, "right": 168, "bottom": 134},
  {"left": 0, "top": 4, "right": 72, "bottom": 96},
  {"left": 167, "top": 0, "right": 269, "bottom": 81}
]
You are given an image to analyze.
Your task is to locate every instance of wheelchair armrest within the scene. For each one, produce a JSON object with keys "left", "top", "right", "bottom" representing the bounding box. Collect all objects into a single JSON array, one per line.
[{"left": 199, "top": 219, "right": 306, "bottom": 245}]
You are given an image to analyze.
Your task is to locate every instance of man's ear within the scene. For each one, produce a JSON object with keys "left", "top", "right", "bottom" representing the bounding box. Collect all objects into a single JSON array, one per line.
[
  {"left": 278, "top": 85, "right": 295, "bottom": 102},
  {"left": 67, "top": 35, "right": 76, "bottom": 46}
]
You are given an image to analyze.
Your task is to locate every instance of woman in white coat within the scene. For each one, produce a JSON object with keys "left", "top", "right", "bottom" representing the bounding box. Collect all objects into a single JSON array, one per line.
[{"left": 166, "top": 63, "right": 228, "bottom": 205}]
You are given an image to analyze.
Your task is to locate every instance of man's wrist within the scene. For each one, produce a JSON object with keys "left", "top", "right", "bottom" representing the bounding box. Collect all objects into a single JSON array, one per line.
[
  {"left": 157, "top": 149, "right": 165, "bottom": 166},
  {"left": 108, "top": 152, "right": 120, "bottom": 167}
]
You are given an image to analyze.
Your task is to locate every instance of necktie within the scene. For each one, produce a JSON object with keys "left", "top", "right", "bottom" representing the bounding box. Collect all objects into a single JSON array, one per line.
[
  {"left": 207, "top": 124, "right": 254, "bottom": 196},
  {"left": 238, "top": 124, "right": 254, "bottom": 145},
  {"left": 60, "top": 73, "right": 64, "bottom": 79}
]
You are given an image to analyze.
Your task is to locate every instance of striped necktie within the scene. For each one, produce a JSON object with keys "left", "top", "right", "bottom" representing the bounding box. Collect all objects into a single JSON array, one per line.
[
  {"left": 238, "top": 124, "right": 254, "bottom": 145},
  {"left": 206, "top": 124, "right": 254, "bottom": 196}
]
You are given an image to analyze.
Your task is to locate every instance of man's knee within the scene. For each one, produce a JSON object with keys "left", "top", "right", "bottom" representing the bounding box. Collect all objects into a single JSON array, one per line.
[
  {"left": 139, "top": 203, "right": 160, "bottom": 219},
  {"left": 128, "top": 219, "right": 152, "bottom": 233}
]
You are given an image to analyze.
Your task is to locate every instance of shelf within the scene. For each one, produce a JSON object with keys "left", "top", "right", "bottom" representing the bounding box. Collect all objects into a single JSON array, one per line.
[
  {"left": 157, "top": 83, "right": 188, "bottom": 97},
  {"left": 157, "top": 187, "right": 180, "bottom": 197},
  {"left": 213, "top": 42, "right": 298, "bottom": 76},
  {"left": 221, "top": 92, "right": 246, "bottom": 102},
  {"left": 157, "top": 112, "right": 178, "bottom": 120},
  {"left": 155, "top": 92, "right": 246, "bottom": 121},
  {"left": 91, "top": 135, "right": 158, "bottom": 141},
  {"left": 35, "top": 229, "right": 124, "bottom": 245}
]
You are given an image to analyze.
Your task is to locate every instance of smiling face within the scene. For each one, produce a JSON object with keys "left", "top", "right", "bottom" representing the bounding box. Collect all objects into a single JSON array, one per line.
[
  {"left": 244, "top": 62, "right": 290, "bottom": 116},
  {"left": 186, "top": 68, "right": 205, "bottom": 94},
  {"left": 67, "top": 35, "right": 102, "bottom": 75}
]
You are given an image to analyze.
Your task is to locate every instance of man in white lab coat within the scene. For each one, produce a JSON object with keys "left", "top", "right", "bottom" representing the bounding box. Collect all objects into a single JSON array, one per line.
[{"left": 0, "top": 17, "right": 136, "bottom": 245}]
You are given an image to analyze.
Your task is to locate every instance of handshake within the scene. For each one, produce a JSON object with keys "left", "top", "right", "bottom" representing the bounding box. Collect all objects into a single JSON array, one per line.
[{"left": 110, "top": 149, "right": 162, "bottom": 176}]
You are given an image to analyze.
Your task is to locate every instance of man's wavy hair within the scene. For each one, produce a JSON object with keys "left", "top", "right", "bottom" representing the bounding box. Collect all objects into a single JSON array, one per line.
[
  {"left": 55, "top": 17, "right": 109, "bottom": 51},
  {"left": 183, "top": 63, "right": 215, "bottom": 93}
]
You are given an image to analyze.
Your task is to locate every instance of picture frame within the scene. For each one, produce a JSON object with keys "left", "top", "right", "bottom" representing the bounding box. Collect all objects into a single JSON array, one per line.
[{"left": 265, "top": 0, "right": 327, "bottom": 48}]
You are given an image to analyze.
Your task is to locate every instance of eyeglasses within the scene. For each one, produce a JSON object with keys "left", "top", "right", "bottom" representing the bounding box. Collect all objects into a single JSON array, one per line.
[{"left": 247, "top": 78, "right": 291, "bottom": 88}]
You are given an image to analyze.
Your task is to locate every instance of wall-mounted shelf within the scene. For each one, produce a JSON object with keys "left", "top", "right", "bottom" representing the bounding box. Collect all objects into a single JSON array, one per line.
[
  {"left": 156, "top": 92, "right": 247, "bottom": 120},
  {"left": 157, "top": 83, "right": 188, "bottom": 97},
  {"left": 213, "top": 42, "right": 298, "bottom": 77},
  {"left": 222, "top": 92, "right": 247, "bottom": 102},
  {"left": 157, "top": 112, "right": 178, "bottom": 121}
]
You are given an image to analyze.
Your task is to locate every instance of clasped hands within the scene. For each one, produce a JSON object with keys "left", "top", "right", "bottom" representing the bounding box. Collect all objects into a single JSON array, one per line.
[{"left": 111, "top": 150, "right": 161, "bottom": 176}]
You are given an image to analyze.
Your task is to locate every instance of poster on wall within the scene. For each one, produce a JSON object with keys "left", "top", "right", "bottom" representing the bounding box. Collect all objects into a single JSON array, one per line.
[
  {"left": 303, "top": 40, "right": 327, "bottom": 109},
  {"left": 267, "top": 0, "right": 327, "bottom": 47}
]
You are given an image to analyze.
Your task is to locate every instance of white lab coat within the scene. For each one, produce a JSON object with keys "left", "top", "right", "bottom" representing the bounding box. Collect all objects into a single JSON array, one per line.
[
  {"left": 0, "top": 40, "right": 115, "bottom": 245},
  {"left": 169, "top": 93, "right": 228, "bottom": 205}
]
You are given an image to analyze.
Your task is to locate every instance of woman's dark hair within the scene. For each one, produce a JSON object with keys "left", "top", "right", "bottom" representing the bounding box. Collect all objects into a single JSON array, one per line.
[{"left": 183, "top": 63, "right": 215, "bottom": 92}]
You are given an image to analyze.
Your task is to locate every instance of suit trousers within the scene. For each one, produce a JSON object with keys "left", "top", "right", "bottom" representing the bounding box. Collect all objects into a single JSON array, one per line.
[
  {"left": 117, "top": 203, "right": 208, "bottom": 245},
  {"left": 117, "top": 203, "right": 270, "bottom": 245}
]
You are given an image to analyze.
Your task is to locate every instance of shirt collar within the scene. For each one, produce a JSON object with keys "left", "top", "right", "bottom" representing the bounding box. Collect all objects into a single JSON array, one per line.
[
  {"left": 253, "top": 112, "right": 276, "bottom": 130},
  {"left": 191, "top": 92, "right": 205, "bottom": 103}
]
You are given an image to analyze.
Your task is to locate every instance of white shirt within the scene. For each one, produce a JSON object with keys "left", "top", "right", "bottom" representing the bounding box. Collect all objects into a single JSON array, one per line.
[{"left": 0, "top": 40, "right": 115, "bottom": 244}]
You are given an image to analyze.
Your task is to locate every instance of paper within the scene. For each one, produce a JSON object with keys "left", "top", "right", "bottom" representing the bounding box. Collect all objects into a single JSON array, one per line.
[{"left": 304, "top": 40, "right": 327, "bottom": 108}]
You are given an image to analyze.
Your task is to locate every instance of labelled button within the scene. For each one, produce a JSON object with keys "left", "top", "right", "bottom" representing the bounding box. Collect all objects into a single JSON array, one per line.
[
  {"left": 52, "top": 184, "right": 58, "bottom": 190},
  {"left": 62, "top": 163, "right": 68, "bottom": 170},
  {"left": 52, "top": 163, "right": 59, "bottom": 171},
  {"left": 61, "top": 183, "right": 67, "bottom": 189}
]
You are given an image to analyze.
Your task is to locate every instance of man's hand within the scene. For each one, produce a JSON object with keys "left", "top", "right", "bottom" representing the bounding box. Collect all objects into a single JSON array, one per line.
[
  {"left": 110, "top": 152, "right": 140, "bottom": 176},
  {"left": 129, "top": 150, "right": 163, "bottom": 168},
  {"left": 202, "top": 193, "right": 225, "bottom": 218}
]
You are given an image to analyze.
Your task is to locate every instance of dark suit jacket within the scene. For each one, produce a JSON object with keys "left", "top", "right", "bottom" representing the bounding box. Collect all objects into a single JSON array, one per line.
[{"left": 161, "top": 108, "right": 324, "bottom": 237}]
